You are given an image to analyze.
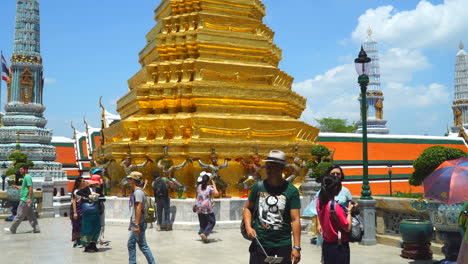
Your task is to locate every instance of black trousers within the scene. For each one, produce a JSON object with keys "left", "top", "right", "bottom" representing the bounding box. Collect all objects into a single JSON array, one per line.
[
  {"left": 249, "top": 242, "right": 292, "bottom": 264},
  {"left": 322, "top": 241, "right": 350, "bottom": 264},
  {"left": 155, "top": 196, "right": 170, "bottom": 225},
  {"left": 197, "top": 213, "right": 216, "bottom": 236}
]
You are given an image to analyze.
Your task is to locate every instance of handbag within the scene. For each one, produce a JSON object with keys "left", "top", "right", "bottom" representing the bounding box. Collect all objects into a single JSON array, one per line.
[
  {"left": 240, "top": 181, "right": 263, "bottom": 241},
  {"left": 81, "top": 202, "right": 98, "bottom": 213}
]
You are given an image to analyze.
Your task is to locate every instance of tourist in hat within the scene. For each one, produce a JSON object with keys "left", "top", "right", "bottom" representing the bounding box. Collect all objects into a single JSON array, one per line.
[
  {"left": 243, "top": 150, "right": 301, "bottom": 264},
  {"left": 76, "top": 174, "right": 104, "bottom": 253},
  {"left": 91, "top": 169, "right": 109, "bottom": 246},
  {"left": 195, "top": 171, "right": 218, "bottom": 243},
  {"left": 127, "top": 171, "right": 156, "bottom": 264},
  {"left": 70, "top": 176, "right": 87, "bottom": 247},
  {"left": 4, "top": 165, "right": 40, "bottom": 234}
]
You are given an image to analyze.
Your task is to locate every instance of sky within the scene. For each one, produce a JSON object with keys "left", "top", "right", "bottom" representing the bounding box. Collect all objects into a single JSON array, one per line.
[{"left": 0, "top": 0, "right": 465, "bottom": 138}]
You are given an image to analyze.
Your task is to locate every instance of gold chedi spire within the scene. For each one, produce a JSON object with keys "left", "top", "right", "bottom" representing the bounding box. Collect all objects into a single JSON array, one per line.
[{"left": 100, "top": 0, "right": 319, "bottom": 196}]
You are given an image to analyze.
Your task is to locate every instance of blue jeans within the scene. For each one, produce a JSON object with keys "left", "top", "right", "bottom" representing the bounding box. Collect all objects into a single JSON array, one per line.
[
  {"left": 127, "top": 222, "right": 156, "bottom": 264},
  {"left": 155, "top": 196, "right": 170, "bottom": 225}
]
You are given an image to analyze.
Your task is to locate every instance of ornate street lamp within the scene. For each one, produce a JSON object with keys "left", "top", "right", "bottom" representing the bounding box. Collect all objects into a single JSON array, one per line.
[
  {"left": 1, "top": 163, "right": 7, "bottom": 191},
  {"left": 355, "top": 46, "right": 376, "bottom": 245},
  {"left": 355, "top": 46, "right": 372, "bottom": 200},
  {"left": 387, "top": 164, "right": 393, "bottom": 196}
]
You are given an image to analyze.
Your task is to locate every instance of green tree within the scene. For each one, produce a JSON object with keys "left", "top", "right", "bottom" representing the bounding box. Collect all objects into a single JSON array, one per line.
[
  {"left": 410, "top": 146, "right": 467, "bottom": 186},
  {"left": 311, "top": 162, "right": 333, "bottom": 183},
  {"left": 5, "top": 151, "right": 34, "bottom": 177},
  {"left": 310, "top": 144, "right": 331, "bottom": 163},
  {"left": 316, "top": 118, "right": 358, "bottom": 133}
]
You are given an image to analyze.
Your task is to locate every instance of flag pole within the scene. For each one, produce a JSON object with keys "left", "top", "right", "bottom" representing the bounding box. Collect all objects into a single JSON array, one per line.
[{"left": 0, "top": 50, "right": 3, "bottom": 108}]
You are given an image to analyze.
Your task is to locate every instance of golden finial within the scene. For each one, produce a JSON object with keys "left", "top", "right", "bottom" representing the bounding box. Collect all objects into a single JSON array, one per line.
[
  {"left": 460, "top": 41, "right": 464, "bottom": 50},
  {"left": 367, "top": 27, "right": 373, "bottom": 37}
]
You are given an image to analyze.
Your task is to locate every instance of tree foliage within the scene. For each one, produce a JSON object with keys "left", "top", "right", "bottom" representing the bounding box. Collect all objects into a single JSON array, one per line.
[
  {"left": 311, "top": 144, "right": 331, "bottom": 163},
  {"left": 311, "top": 162, "right": 333, "bottom": 183},
  {"left": 410, "top": 146, "right": 467, "bottom": 186},
  {"left": 5, "top": 151, "right": 34, "bottom": 176},
  {"left": 316, "top": 118, "right": 358, "bottom": 133}
]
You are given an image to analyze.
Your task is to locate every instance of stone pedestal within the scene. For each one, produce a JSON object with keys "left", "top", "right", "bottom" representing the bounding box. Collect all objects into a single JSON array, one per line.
[
  {"left": 358, "top": 198, "right": 377, "bottom": 245},
  {"left": 39, "top": 173, "right": 54, "bottom": 218}
]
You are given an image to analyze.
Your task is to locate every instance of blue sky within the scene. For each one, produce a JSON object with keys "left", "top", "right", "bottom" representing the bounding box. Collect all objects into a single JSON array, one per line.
[{"left": 0, "top": 0, "right": 465, "bottom": 137}]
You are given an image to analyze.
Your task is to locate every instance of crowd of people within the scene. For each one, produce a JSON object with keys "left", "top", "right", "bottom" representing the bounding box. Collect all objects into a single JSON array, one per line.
[{"left": 3, "top": 151, "right": 468, "bottom": 264}]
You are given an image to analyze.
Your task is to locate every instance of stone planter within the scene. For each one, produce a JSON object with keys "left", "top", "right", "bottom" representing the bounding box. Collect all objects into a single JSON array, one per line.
[{"left": 427, "top": 200, "right": 463, "bottom": 261}]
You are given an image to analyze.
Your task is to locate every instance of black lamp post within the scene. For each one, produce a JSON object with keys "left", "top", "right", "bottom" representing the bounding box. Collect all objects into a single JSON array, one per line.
[
  {"left": 387, "top": 164, "right": 393, "bottom": 196},
  {"left": 355, "top": 46, "right": 372, "bottom": 200},
  {"left": 1, "top": 163, "right": 7, "bottom": 191}
]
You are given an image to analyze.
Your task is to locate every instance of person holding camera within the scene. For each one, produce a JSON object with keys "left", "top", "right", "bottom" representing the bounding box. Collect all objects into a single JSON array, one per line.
[
  {"left": 317, "top": 175, "right": 354, "bottom": 264},
  {"left": 195, "top": 171, "right": 219, "bottom": 243}
]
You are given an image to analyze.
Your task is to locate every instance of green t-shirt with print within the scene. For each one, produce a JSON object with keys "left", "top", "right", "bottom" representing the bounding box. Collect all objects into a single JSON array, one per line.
[
  {"left": 20, "top": 174, "right": 34, "bottom": 203},
  {"left": 248, "top": 179, "right": 301, "bottom": 248}
]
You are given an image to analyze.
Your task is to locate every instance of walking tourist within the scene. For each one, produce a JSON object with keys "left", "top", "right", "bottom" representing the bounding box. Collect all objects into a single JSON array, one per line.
[
  {"left": 5, "top": 170, "right": 23, "bottom": 221},
  {"left": 457, "top": 200, "right": 468, "bottom": 264},
  {"left": 195, "top": 171, "right": 218, "bottom": 243},
  {"left": 243, "top": 150, "right": 301, "bottom": 264},
  {"left": 76, "top": 175, "right": 103, "bottom": 253},
  {"left": 127, "top": 171, "right": 156, "bottom": 264},
  {"left": 70, "top": 176, "right": 86, "bottom": 247},
  {"left": 317, "top": 175, "right": 354, "bottom": 264},
  {"left": 152, "top": 171, "right": 174, "bottom": 231},
  {"left": 4, "top": 165, "right": 40, "bottom": 234}
]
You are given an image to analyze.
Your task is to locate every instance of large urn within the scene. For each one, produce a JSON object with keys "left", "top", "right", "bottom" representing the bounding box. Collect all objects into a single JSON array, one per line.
[{"left": 399, "top": 219, "right": 433, "bottom": 260}]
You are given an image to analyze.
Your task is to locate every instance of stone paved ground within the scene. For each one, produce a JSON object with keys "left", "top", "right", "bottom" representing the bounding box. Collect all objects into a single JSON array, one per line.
[{"left": 1, "top": 218, "right": 444, "bottom": 264}]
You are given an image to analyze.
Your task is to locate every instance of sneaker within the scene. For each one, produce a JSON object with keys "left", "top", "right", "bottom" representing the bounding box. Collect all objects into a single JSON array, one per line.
[
  {"left": 156, "top": 225, "right": 162, "bottom": 231},
  {"left": 33, "top": 229, "right": 40, "bottom": 233},
  {"left": 4, "top": 227, "right": 11, "bottom": 233},
  {"left": 200, "top": 233, "right": 209, "bottom": 243}
]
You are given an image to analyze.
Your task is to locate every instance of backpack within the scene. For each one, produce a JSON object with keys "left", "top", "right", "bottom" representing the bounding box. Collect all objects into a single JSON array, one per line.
[
  {"left": 152, "top": 177, "right": 169, "bottom": 198},
  {"left": 134, "top": 187, "right": 157, "bottom": 223},
  {"left": 330, "top": 201, "right": 363, "bottom": 243},
  {"left": 144, "top": 196, "right": 157, "bottom": 223}
]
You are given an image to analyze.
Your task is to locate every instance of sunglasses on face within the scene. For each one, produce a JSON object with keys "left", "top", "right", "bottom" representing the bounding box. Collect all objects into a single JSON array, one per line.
[{"left": 330, "top": 172, "right": 342, "bottom": 176}]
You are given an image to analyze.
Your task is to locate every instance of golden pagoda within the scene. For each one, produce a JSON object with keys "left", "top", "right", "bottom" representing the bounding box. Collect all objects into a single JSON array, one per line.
[{"left": 99, "top": 0, "right": 319, "bottom": 196}]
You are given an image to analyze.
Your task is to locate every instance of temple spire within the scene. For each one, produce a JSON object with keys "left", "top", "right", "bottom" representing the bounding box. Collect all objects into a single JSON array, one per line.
[
  {"left": 0, "top": 0, "right": 67, "bottom": 188},
  {"left": 451, "top": 41, "right": 468, "bottom": 132},
  {"left": 357, "top": 27, "right": 389, "bottom": 134}
]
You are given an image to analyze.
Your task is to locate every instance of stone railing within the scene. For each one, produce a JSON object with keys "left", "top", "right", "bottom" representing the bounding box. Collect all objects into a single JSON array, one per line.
[
  {"left": 0, "top": 190, "right": 43, "bottom": 216},
  {"left": 374, "top": 196, "right": 429, "bottom": 236}
]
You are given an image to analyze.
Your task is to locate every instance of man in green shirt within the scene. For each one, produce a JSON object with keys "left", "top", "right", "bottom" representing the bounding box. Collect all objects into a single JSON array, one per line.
[
  {"left": 4, "top": 165, "right": 40, "bottom": 234},
  {"left": 243, "top": 150, "right": 301, "bottom": 264}
]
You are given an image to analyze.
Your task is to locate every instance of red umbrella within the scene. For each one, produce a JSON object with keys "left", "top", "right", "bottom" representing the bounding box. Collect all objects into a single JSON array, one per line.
[{"left": 423, "top": 157, "right": 468, "bottom": 205}]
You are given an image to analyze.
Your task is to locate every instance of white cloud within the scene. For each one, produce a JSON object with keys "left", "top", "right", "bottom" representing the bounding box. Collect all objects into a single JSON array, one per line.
[
  {"left": 380, "top": 48, "right": 431, "bottom": 82},
  {"left": 385, "top": 82, "right": 450, "bottom": 110},
  {"left": 44, "top": 78, "right": 56, "bottom": 84},
  {"left": 352, "top": 0, "right": 468, "bottom": 49}
]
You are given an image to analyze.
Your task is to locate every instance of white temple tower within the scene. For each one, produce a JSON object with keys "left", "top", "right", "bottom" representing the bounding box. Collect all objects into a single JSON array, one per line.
[
  {"left": 357, "top": 28, "right": 389, "bottom": 134},
  {"left": 451, "top": 41, "right": 468, "bottom": 133}
]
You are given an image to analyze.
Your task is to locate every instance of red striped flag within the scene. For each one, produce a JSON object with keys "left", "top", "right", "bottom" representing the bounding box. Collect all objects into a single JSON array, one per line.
[{"left": 1, "top": 54, "right": 11, "bottom": 82}]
